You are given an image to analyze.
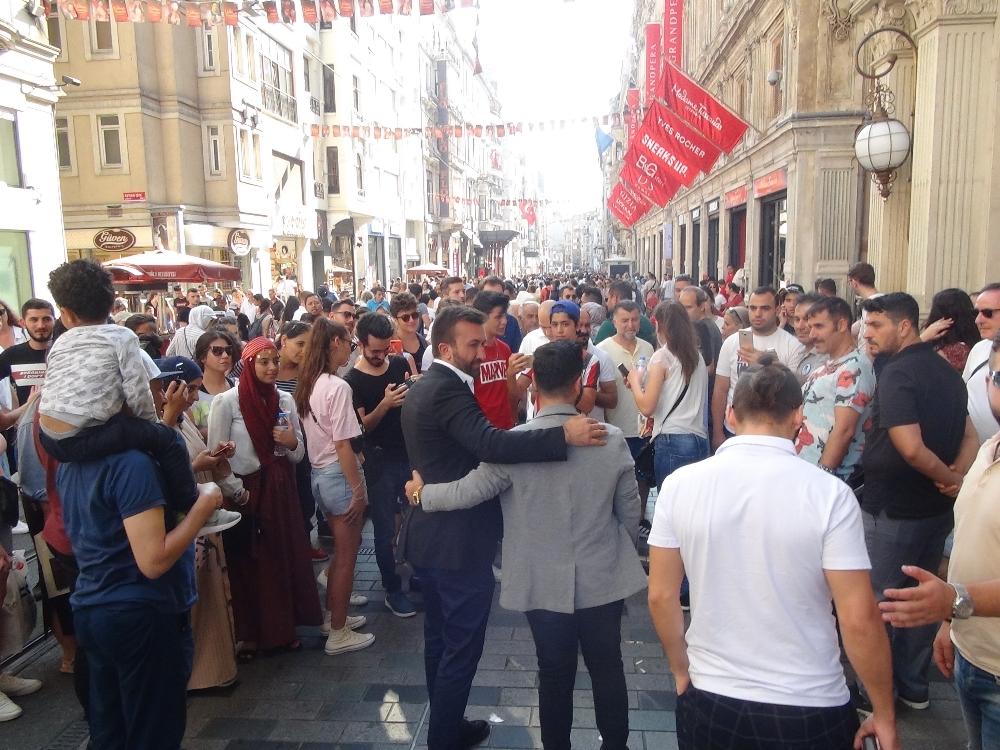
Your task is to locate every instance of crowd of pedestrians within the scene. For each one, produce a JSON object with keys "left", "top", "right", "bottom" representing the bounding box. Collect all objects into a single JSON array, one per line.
[{"left": 0, "top": 259, "right": 997, "bottom": 750}]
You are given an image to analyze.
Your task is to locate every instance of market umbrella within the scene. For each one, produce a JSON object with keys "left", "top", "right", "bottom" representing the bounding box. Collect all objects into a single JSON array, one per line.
[
  {"left": 103, "top": 251, "right": 242, "bottom": 284},
  {"left": 405, "top": 262, "right": 449, "bottom": 277}
]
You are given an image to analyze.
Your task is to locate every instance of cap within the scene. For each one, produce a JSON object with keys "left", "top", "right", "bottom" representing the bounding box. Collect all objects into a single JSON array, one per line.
[
  {"left": 153, "top": 356, "right": 203, "bottom": 383},
  {"left": 785, "top": 283, "right": 805, "bottom": 294},
  {"left": 550, "top": 300, "right": 580, "bottom": 321}
]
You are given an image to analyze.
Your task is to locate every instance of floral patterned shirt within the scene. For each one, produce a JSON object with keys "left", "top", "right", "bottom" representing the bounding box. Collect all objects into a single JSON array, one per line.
[{"left": 796, "top": 349, "right": 876, "bottom": 479}]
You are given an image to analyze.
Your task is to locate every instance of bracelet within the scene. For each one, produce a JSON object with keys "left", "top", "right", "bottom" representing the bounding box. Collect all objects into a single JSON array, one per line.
[{"left": 818, "top": 465, "right": 836, "bottom": 475}]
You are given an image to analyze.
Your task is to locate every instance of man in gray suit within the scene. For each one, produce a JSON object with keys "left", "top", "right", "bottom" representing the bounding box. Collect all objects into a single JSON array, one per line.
[{"left": 406, "top": 340, "right": 646, "bottom": 750}]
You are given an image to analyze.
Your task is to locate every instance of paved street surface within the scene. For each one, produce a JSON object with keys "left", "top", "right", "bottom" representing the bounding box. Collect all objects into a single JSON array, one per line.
[{"left": 5, "top": 522, "right": 969, "bottom": 750}]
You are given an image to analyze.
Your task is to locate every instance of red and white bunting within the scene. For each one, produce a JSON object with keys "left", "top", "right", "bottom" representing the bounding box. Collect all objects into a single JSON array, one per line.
[
  {"left": 608, "top": 183, "right": 650, "bottom": 228},
  {"left": 663, "top": 0, "right": 683, "bottom": 68},
  {"left": 659, "top": 61, "right": 749, "bottom": 152},
  {"left": 644, "top": 24, "right": 662, "bottom": 104}
]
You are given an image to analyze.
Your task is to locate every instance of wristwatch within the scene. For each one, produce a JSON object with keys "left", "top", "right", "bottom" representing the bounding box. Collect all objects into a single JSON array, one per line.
[
  {"left": 410, "top": 485, "right": 422, "bottom": 506},
  {"left": 950, "top": 583, "right": 975, "bottom": 620}
]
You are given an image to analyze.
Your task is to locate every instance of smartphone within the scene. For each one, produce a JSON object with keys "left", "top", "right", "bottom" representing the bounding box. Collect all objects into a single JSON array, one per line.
[
  {"left": 404, "top": 376, "right": 419, "bottom": 388},
  {"left": 209, "top": 442, "right": 230, "bottom": 458},
  {"left": 862, "top": 737, "right": 879, "bottom": 750},
  {"left": 388, "top": 339, "right": 403, "bottom": 355},
  {"left": 617, "top": 363, "right": 631, "bottom": 378},
  {"left": 738, "top": 329, "right": 754, "bottom": 351}
]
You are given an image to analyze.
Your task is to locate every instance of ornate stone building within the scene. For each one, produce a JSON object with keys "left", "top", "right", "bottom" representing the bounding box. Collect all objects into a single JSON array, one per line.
[{"left": 613, "top": 0, "right": 999, "bottom": 307}]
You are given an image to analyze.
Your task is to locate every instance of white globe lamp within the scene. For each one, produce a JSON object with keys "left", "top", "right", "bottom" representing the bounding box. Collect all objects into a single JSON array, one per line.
[{"left": 855, "top": 117, "right": 911, "bottom": 199}]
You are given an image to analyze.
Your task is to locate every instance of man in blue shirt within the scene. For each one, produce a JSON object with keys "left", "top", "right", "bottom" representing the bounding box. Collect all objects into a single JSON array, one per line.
[
  {"left": 60, "top": 446, "right": 222, "bottom": 749},
  {"left": 367, "top": 286, "right": 391, "bottom": 313}
]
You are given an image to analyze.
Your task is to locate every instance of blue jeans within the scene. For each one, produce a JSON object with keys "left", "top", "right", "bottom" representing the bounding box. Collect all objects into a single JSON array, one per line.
[
  {"left": 367, "top": 459, "right": 408, "bottom": 594},
  {"left": 955, "top": 650, "right": 1000, "bottom": 750},
  {"left": 414, "top": 562, "right": 495, "bottom": 750},
  {"left": 75, "top": 604, "right": 193, "bottom": 750},
  {"left": 653, "top": 432, "right": 710, "bottom": 490}
]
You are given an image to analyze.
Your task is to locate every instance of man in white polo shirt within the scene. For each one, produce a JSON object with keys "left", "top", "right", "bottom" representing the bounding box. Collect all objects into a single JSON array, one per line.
[
  {"left": 965, "top": 283, "right": 1000, "bottom": 444},
  {"left": 648, "top": 355, "right": 899, "bottom": 750}
]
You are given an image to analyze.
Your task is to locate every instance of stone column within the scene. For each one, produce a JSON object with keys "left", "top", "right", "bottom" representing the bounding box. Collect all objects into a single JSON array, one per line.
[{"left": 905, "top": 1, "right": 997, "bottom": 308}]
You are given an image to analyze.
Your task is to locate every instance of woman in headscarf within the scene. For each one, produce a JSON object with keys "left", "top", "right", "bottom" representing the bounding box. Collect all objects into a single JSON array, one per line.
[
  {"left": 166, "top": 304, "right": 216, "bottom": 359},
  {"left": 207, "top": 337, "right": 321, "bottom": 659}
]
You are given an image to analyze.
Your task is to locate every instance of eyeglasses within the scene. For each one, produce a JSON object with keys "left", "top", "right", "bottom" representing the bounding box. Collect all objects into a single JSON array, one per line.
[
  {"left": 396, "top": 312, "right": 420, "bottom": 323},
  {"left": 977, "top": 308, "right": 1000, "bottom": 319},
  {"left": 336, "top": 311, "right": 357, "bottom": 320},
  {"left": 210, "top": 345, "right": 233, "bottom": 357},
  {"left": 990, "top": 369, "right": 1000, "bottom": 388},
  {"left": 0, "top": 308, "right": 7, "bottom": 316}
]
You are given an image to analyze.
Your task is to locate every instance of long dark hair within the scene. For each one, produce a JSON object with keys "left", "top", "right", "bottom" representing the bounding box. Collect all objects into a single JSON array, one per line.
[
  {"left": 925, "top": 288, "right": 980, "bottom": 351},
  {"left": 280, "top": 296, "right": 300, "bottom": 325},
  {"left": 294, "top": 317, "right": 349, "bottom": 419},
  {"left": 194, "top": 329, "right": 241, "bottom": 370},
  {"left": 0, "top": 298, "right": 22, "bottom": 328},
  {"left": 651, "top": 301, "right": 700, "bottom": 381}
]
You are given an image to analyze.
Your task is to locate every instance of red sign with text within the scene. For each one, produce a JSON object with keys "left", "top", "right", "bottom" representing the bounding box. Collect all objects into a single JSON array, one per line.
[
  {"left": 644, "top": 24, "right": 662, "bottom": 104},
  {"left": 645, "top": 99, "right": 722, "bottom": 175},
  {"left": 660, "top": 62, "right": 749, "bottom": 152},
  {"left": 619, "top": 158, "right": 678, "bottom": 207},
  {"left": 608, "top": 183, "right": 651, "bottom": 228},
  {"left": 725, "top": 184, "right": 748, "bottom": 207},
  {"left": 625, "top": 88, "right": 641, "bottom": 147},
  {"left": 663, "top": 0, "right": 683, "bottom": 68},
  {"left": 753, "top": 169, "right": 787, "bottom": 197}
]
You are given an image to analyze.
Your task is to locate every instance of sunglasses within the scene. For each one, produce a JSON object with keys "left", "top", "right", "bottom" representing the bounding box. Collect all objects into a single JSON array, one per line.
[
  {"left": 977, "top": 308, "right": 999, "bottom": 319},
  {"left": 991, "top": 369, "right": 1000, "bottom": 388},
  {"left": 336, "top": 311, "right": 357, "bottom": 320},
  {"left": 210, "top": 345, "right": 233, "bottom": 357},
  {"left": 396, "top": 312, "right": 420, "bottom": 323}
]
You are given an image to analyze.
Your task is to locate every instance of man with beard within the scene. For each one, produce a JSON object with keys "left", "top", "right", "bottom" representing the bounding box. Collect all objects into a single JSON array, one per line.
[
  {"left": 343, "top": 314, "right": 417, "bottom": 618},
  {"left": 329, "top": 299, "right": 361, "bottom": 376},
  {"left": 400, "top": 305, "right": 607, "bottom": 750},
  {"left": 0, "top": 299, "right": 55, "bottom": 424}
]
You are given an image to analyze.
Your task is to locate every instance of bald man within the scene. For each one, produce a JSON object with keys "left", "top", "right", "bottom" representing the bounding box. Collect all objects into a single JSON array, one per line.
[{"left": 520, "top": 299, "right": 555, "bottom": 359}]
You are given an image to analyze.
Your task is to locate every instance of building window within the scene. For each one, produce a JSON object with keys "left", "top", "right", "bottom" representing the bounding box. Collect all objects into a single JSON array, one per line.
[
  {"left": 769, "top": 36, "right": 783, "bottom": 119},
  {"left": 303, "top": 54, "right": 311, "bottom": 92},
  {"left": 0, "top": 232, "right": 32, "bottom": 307},
  {"left": 259, "top": 35, "right": 296, "bottom": 122},
  {"left": 55, "top": 116, "right": 73, "bottom": 171},
  {"left": 97, "top": 114, "right": 123, "bottom": 169},
  {"left": 0, "top": 115, "right": 21, "bottom": 188},
  {"left": 325, "top": 146, "right": 340, "bottom": 194},
  {"left": 355, "top": 153, "right": 364, "bottom": 193},
  {"left": 238, "top": 126, "right": 262, "bottom": 182},
  {"left": 349, "top": 13, "right": 356, "bottom": 35},
  {"left": 323, "top": 65, "right": 336, "bottom": 113},
  {"left": 425, "top": 169, "right": 434, "bottom": 214},
  {"left": 352, "top": 75, "right": 361, "bottom": 112},
  {"left": 200, "top": 26, "right": 217, "bottom": 72},
  {"left": 46, "top": 8, "right": 67, "bottom": 61},
  {"left": 88, "top": 18, "right": 116, "bottom": 56},
  {"left": 206, "top": 125, "right": 223, "bottom": 176},
  {"left": 246, "top": 31, "right": 257, "bottom": 81}
]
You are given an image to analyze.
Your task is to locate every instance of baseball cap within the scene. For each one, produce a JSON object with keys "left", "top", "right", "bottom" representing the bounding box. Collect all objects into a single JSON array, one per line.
[
  {"left": 154, "top": 356, "right": 204, "bottom": 383},
  {"left": 550, "top": 300, "right": 580, "bottom": 322}
]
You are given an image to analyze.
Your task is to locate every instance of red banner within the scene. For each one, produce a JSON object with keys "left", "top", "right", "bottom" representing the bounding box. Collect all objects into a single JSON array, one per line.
[
  {"left": 660, "top": 62, "right": 749, "bottom": 152},
  {"left": 301, "top": 0, "right": 317, "bottom": 22},
  {"left": 619, "top": 157, "right": 677, "bottom": 207},
  {"left": 608, "top": 183, "right": 650, "bottom": 228},
  {"left": 378, "top": 0, "right": 393, "bottom": 11},
  {"left": 419, "top": 0, "right": 433, "bottom": 14},
  {"left": 223, "top": 1, "right": 239, "bottom": 24},
  {"left": 631, "top": 119, "right": 698, "bottom": 189},
  {"left": 397, "top": 0, "right": 410, "bottom": 12},
  {"left": 625, "top": 88, "right": 641, "bottom": 147},
  {"left": 185, "top": 2, "right": 201, "bottom": 26},
  {"left": 644, "top": 24, "right": 662, "bottom": 104},
  {"left": 646, "top": 99, "right": 721, "bottom": 175},
  {"left": 358, "top": 0, "right": 373, "bottom": 15},
  {"left": 146, "top": 0, "right": 161, "bottom": 22},
  {"left": 663, "top": 0, "right": 683, "bottom": 68},
  {"left": 338, "top": 0, "right": 352, "bottom": 15}
]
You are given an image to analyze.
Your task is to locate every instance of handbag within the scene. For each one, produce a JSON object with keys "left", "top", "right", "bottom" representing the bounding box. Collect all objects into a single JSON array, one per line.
[
  {"left": 0, "top": 551, "right": 37, "bottom": 659},
  {"left": 634, "top": 380, "right": 691, "bottom": 481}
]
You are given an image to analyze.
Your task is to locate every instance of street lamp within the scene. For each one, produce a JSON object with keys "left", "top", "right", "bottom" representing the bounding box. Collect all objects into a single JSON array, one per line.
[{"left": 853, "top": 28, "right": 917, "bottom": 200}]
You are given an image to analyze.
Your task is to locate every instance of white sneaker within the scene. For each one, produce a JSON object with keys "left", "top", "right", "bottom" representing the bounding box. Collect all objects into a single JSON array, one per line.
[
  {"left": 11, "top": 521, "right": 28, "bottom": 535},
  {"left": 0, "top": 673, "right": 41, "bottom": 698},
  {"left": 198, "top": 509, "right": 241, "bottom": 536},
  {"left": 320, "top": 612, "right": 367, "bottom": 635},
  {"left": 0, "top": 692, "right": 21, "bottom": 722},
  {"left": 317, "top": 568, "right": 327, "bottom": 587},
  {"left": 350, "top": 592, "right": 369, "bottom": 606},
  {"left": 324, "top": 626, "right": 375, "bottom": 656}
]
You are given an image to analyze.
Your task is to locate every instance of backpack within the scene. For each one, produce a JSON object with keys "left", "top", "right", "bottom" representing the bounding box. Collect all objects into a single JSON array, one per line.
[{"left": 248, "top": 314, "right": 267, "bottom": 340}]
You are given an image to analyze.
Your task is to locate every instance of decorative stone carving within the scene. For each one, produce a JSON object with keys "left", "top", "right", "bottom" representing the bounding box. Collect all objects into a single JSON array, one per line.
[
  {"left": 822, "top": 0, "right": 855, "bottom": 40},
  {"left": 905, "top": 0, "right": 997, "bottom": 26}
]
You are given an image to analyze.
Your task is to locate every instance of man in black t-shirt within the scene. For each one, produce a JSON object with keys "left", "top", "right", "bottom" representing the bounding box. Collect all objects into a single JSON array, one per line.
[
  {"left": 0, "top": 299, "right": 55, "bottom": 426},
  {"left": 860, "top": 293, "right": 979, "bottom": 710},
  {"left": 343, "top": 313, "right": 417, "bottom": 618}
]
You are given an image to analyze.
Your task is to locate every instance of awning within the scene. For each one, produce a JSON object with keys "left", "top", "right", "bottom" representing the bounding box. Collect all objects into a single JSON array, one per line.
[
  {"left": 103, "top": 251, "right": 242, "bottom": 285},
  {"left": 479, "top": 230, "right": 520, "bottom": 249}
]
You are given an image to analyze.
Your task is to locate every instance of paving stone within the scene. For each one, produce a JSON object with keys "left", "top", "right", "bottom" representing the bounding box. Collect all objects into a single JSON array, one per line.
[
  {"left": 300, "top": 681, "right": 370, "bottom": 703},
  {"left": 467, "top": 686, "right": 503, "bottom": 705},
  {"left": 486, "top": 625, "right": 515, "bottom": 640},
  {"left": 338, "top": 721, "right": 418, "bottom": 744},
  {"left": 635, "top": 690, "right": 677, "bottom": 711},
  {"left": 472, "top": 669, "right": 538, "bottom": 688},
  {"left": 504, "top": 656, "right": 538, "bottom": 671},
  {"left": 317, "top": 701, "right": 422, "bottom": 722},
  {"left": 224, "top": 741, "right": 300, "bottom": 750},
  {"left": 632, "top": 657, "right": 671, "bottom": 674},
  {"left": 378, "top": 652, "right": 425, "bottom": 670},
  {"left": 362, "top": 683, "right": 429, "bottom": 703},
  {"left": 181, "top": 740, "right": 230, "bottom": 750},
  {"left": 267, "top": 719, "right": 346, "bottom": 743},
  {"left": 465, "top": 704, "right": 533, "bottom": 726},
  {"left": 641, "top": 730, "right": 680, "bottom": 749},
  {"left": 483, "top": 640, "right": 540, "bottom": 656},
  {"left": 488, "top": 724, "right": 545, "bottom": 748},
  {"left": 499, "top": 688, "right": 540, "bottom": 707},
  {"left": 530, "top": 707, "right": 597, "bottom": 729},
  {"left": 628, "top": 710, "right": 676, "bottom": 731},
  {"left": 199, "top": 717, "right": 277, "bottom": 740},
  {"left": 512, "top": 627, "right": 534, "bottom": 641}
]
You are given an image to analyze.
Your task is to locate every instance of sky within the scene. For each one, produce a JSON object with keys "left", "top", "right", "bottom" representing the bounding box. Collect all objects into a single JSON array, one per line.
[{"left": 455, "top": 0, "right": 635, "bottom": 215}]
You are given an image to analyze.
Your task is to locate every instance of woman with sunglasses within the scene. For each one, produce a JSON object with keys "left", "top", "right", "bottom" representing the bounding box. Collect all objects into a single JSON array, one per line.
[
  {"left": 294, "top": 319, "right": 374, "bottom": 655},
  {"left": 191, "top": 330, "right": 241, "bottom": 438},
  {"left": 207, "top": 338, "right": 322, "bottom": 660},
  {"left": 389, "top": 292, "right": 428, "bottom": 374}
]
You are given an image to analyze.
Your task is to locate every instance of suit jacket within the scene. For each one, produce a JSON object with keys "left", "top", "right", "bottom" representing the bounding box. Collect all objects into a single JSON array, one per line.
[
  {"left": 400, "top": 362, "right": 567, "bottom": 570},
  {"left": 420, "top": 405, "right": 646, "bottom": 613}
]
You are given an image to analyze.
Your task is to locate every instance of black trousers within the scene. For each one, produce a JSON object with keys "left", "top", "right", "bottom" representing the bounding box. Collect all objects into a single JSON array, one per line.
[
  {"left": 525, "top": 600, "right": 629, "bottom": 750},
  {"left": 676, "top": 686, "right": 859, "bottom": 750}
]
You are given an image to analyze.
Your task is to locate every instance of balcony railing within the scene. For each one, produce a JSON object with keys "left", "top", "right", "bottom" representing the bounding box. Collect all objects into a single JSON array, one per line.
[
  {"left": 261, "top": 84, "right": 298, "bottom": 124},
  {"left": 310, "top": 97, "right": 321, "bottom": 116}
]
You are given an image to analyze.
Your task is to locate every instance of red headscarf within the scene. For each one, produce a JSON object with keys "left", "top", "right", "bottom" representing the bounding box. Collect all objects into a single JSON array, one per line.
[{"left": 239, "top": 337, "right": 280, "bottom": 467}]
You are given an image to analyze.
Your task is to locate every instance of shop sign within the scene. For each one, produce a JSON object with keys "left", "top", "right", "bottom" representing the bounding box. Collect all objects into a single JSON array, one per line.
[
  {"left": 227, "top": 229, "right": 252, "bottom": 257},
  {"left": 122, "top": 191, "right": 146, "bottom": 202},
  {"left": 754, "top": 169, "right": 787, "bottom": 198},
  {"left": 280, "top": 214, "right": 307, "bottom": 237},
  {"left": 93, "top": 228, "right": 136, "bottom": 252},
  {"left": 708, "top": 199, "right": 720, "bottom": 213},
  {"left": 725, "top": 185, "right": 748, "bottom": 207}
]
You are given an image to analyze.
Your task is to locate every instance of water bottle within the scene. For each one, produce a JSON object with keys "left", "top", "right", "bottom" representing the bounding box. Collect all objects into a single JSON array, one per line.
[
  {"left": 274, "top": 410, "right": 290, "bottom": 456},
  {"left": 635, "top": 356, "right": 648, "bottom": 387}
]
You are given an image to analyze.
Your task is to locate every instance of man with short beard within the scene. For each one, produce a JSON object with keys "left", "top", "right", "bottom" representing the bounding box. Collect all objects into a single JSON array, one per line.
[
  {"left": 0, "top": 299, "right": 56, "bottom": 423},
  {"left": 400, "top": 305, "right": 607, "bottom": 750},
  {"left": 791, "top": 293, "right": 828, "bottom": 383}
]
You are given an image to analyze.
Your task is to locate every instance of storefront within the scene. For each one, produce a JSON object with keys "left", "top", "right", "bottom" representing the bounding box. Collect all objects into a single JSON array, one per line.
[
  {"left": 724, "top": 185, "right": 748, "bottom": 272},
  {"left": 754, "top": 170, "right": 787, "bottom": 289}
]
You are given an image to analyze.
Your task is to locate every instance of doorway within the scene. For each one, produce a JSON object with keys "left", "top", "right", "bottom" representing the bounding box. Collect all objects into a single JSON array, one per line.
[
  {"left": 728, "top": 207, "right": 747, "bottom": 270},
  {"left": 691, "top": 220, "right": 701, "bottom": 282},
  {"left": 707, "top": 214, "right": 720, "bottom": 281},
  {"left": 759, "top": 194, "right": 787, "bottom": 288}
]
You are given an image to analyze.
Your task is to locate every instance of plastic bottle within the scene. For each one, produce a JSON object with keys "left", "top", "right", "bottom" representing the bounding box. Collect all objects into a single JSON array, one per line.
[
  {"left": 635, "top": 356, "right": 648, "bottom": 386},
  {"left": 274, "top": 410, "right": 290, "bottom": 456}
]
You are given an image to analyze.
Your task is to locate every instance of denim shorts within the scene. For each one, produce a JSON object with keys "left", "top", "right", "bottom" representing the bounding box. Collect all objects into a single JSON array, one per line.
[{"left": 311, "top": 462, "right": 351, "bottom": 517}]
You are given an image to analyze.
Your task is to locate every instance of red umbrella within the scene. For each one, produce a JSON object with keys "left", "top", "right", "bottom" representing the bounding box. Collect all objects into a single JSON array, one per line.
[{"left": 103, "top": 251, "right": 242, "bottom": 284}]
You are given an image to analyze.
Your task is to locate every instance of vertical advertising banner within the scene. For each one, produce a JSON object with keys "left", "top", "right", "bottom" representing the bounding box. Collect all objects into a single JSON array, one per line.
[
  {"left": 619, "top": 157, "right": 678, "bottom": 207},
  {"left": 646, "top": 99, "right": 722, "bottom": 174},
  {"left": 660, "top": 62, "right": 750, "bottom": 152},
  {"left": 419, "top": 0, "right": 433, "bottom": 14},
  {"left": 625, "top": 87, "right": 641, "bottom": 147},
  {"left": 644, "top": 24, "right": 662, "bottom": 104},
  {"left": 338, "top": 0, "right": 353, "bottom": 15},
  {"left": 608, "top": 183, "right": 651, "bottom": 228},
  {"left": 663, "top": 0, "right": 683, "bottom": 68}
]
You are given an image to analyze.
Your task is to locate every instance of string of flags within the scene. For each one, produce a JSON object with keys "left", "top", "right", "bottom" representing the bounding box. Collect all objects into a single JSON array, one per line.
[{"left": 48, "top": 0, "right": 478, "bottom": 25}]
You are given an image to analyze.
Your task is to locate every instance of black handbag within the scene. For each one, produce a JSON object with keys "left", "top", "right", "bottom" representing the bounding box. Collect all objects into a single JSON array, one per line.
[{"left": 634, "top": 380, "right": 691, "bottom": 482}]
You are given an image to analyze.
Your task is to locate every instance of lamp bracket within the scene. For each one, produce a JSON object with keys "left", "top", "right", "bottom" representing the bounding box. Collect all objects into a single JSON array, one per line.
[{"left": 854, "top": 27, "right": 917, "bottom": 81}]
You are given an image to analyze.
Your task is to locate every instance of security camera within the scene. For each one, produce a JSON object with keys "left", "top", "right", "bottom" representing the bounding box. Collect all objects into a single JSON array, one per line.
[
  {"left": 767, "top": 70, "right": 782, "bottom": 86},
  {"left": 61, "top": 75, "right": 82, "bottom": 87}
]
